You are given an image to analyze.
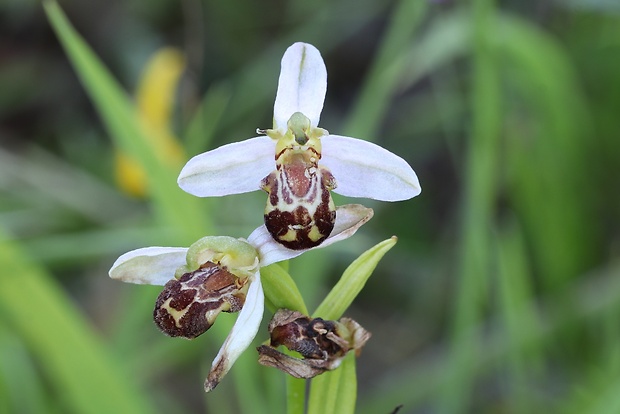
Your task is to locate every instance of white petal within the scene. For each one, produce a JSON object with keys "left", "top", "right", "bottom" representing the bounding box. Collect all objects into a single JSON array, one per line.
[
  {"left": 109, "top": 247, "right": 188, "bottom": 285},
  {"left": 320, "top": 204, "right": 374, "bottom": 247},
  {"left": 205, "top": 272, "right": 264, "bottom": 392},
  {"left": 321, "top": 135, "right": 421, "bottom": 201},
  {"left": 273, "top": 42, "right": 327, "bottom": 130},
  {"left": 178, "top": 136, "right": 275, "bottom": 197},
  {"left": 248, "top": 204, "right": 374, "bottom": 266}
]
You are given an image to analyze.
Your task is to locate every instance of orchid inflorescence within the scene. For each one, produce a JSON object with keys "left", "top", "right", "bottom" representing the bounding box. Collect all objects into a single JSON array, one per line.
[{"left": 109, "top": 42, "right": 420, "bottom": 392}]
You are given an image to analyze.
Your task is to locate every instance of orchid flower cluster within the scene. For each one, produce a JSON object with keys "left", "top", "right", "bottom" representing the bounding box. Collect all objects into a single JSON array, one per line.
[{"left": 109, "top": 42, "right": 420, "bottom": 392}]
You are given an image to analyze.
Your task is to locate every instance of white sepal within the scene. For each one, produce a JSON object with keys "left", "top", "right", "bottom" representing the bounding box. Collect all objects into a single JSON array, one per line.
[
  {"left": 205, "top": 272, "right": 264, "bottom": 392},
  {"left": 178, "top": 136, "right": 275, "bottom": 197},
  {"left": 248, "top": 204, "right": 374, "bottom": 267},
  {"left": 273, "top": 42, "right": 327, "bottom": 130},
  {"left": 321, "top": 135, "right": 421, "bottom": 201},
  {"left": 109, "top": 246, "right": 187, "bottom": 285}
]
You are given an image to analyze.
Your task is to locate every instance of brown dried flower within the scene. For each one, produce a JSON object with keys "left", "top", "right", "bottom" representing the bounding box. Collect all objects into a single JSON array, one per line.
[{"left": 257, "top": 309, "right": 370, "bottom": 379}]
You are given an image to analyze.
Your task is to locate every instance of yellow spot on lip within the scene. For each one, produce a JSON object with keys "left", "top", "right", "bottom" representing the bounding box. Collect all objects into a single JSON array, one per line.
[
  {"left": 161, "top": 297, "right": 190, "bottom": 328},
  {"left": 308, "top": 225, "right": 323, "bottom": 242},
  {"left": 279, "top": 229, "right": 299, "bottom": 242}
]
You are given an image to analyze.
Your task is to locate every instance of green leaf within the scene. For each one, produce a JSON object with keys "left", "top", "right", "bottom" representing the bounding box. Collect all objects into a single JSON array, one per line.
[
  {"left": 307, "top": 353, "right": 357, "bottom": 414},
  {"left": 261, "top": 263, "right": 308, "bottom": 315},
  {"left": 0, "top": 326, "right": 49, "bottom": 414},
  {"left": 183, "top": 82, "right": 232, "bottom": 158},
  {"left": 331, "top": 353, "right": 357, "bottom": 414},
  {"left": 43, "top": 0, "right": 209, "bottom": 244},
  {"left": 307, "top": 357, "right": 344, "bottom": 414},
  {"left": 314, "top": 237, "right": 397, "bottom": 320},
  {"left": 286, "top": 377, "right": 306, "bottom": 414},
  {"left": 344, "top": 0, "right": 428, "bottom": 139},
  {"left": 0, "top": 229, "right": 154, "bottom": 414},
  {"left": 496, "top": 221, "right": 543, "bottom": 411}
]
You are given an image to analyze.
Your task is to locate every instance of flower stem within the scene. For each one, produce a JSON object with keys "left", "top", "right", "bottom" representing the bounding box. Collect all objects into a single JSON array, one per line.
[{"left": 286, "top": 377, "right": 306, "bottom": 414}]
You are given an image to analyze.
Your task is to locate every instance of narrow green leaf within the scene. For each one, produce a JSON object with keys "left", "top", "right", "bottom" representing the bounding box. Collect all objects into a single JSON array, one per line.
[
  {"left": 287, "top": 377, "right": 306, "bottom": 414},
  {"left": 0, "top": 325, "right": 49, "bottom": 414},
  {"left": 496, "top": 221, "right": 544, "bottom": 411},
  {"left": 357, "top": 261, "right": 620, "bottom": 414},
  {"left": 495, "top": 13, "right": 592, "bottom": 290},
  {"left": 307, "top": 361, "right": 344, "bottom": 414},
  {"left": 397, "top": 11, "right": 472, "bottom": 93},
  {"left": 440, "top": 1, "right": 501, "bottom": 412},
  {"left": 331, "top": 353, "right": 357, "bottom": 414},
  {"left": 314, "top": 237, "right": 397, "bottom": 320},
  {"left": 183, "top": 82, "right": 232, "bottom": 157},
  {"left": 43, "top": 0, "right": 209, "bottom": 244},
  {"left": 344, "top": 0, "right": 428, "bottom": 139},
  {"left": 0, "top": 146, "right": 138, "bottom": 225},
  {"left": 0, "top": 229, "right": 154, "bottom": 414},
  {"left": 261, "top": 263, "right": 308, "bottom": 315}
]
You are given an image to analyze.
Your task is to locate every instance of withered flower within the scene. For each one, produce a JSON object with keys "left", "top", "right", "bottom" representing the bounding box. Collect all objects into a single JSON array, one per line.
[{"left": 257, "top": 309, "right": 370, "bottom": 379}]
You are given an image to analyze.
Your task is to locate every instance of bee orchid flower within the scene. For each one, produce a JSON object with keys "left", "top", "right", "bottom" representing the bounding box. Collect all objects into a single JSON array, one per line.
[
  {"left": 177, "top": 42, "right": 421, "bottom": 250},
  {"left": 108, "top": 204, "right": 371, "bottom": 392}
]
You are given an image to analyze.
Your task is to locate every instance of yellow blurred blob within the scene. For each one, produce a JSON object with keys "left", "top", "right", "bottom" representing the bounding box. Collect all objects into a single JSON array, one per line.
[{"left": 115, "top": 48, "right": 187, "bottom": 198}]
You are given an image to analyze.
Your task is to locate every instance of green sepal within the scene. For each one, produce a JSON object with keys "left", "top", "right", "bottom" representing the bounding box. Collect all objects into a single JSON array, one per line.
[
  {"left": 261, "top": 263, "right": 308, "bottom": 315},
  {"left": 186, "top": 236, "right": 258, "bottom": 272},
  {"left": 314, "top": 236, "right": 397, "bottom": 320}
]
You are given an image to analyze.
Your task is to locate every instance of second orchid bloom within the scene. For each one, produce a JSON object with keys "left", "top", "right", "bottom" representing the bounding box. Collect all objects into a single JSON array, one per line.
[{"left": 109, "top": 203, "right": 372, "bottom": 392}]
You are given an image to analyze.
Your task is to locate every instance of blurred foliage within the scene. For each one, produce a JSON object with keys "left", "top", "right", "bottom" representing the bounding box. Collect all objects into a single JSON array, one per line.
[{"left": 1, "top": 0, "right": 620, "bottom": 413}]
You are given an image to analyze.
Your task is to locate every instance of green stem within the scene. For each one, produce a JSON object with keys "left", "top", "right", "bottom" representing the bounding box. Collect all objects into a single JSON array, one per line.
[{"left": 287, "top": 377, "right": 306, "bottom": 414}]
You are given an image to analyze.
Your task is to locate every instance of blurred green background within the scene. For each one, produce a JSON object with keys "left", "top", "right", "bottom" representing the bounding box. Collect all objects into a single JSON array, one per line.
[{"left": 2, "top": 0, "right": 620, "bottom": 413}]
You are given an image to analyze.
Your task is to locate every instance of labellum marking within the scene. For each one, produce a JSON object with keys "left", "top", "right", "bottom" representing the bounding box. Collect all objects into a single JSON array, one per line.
[
  {"left": 261, "top": 113, "right": 336, "bottom": 250},
  {"left": 154, "top": 262, "right": 247, "bottom": 339}
]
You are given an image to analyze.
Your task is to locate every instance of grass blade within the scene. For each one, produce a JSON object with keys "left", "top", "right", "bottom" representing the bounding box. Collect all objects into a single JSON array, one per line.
[
  {"left": 43, "top": 0, "right": 210, "bottom": 244},
  {"left": 0, "top": 229, "right": 155, "bottom": 414},
  {"left": 313, "top": 237, "right": 397, "bottom": 320}
]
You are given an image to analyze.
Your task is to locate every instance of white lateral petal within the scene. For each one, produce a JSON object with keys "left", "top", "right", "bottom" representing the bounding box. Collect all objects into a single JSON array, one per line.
[
  {"left": 321, "top": 135, "right": 421, "bottom": 201},
  {"left": 178, "top": 136, "right": 276, "bottom": 197},
  {"left": 247, "top": 225, "right": 294, "bottom": 266},
  {"left": 109, "top": 246, "right": 187, "bottom": 285},
  {"left": 319, "top": 204, "right": 374, "bottom": 248},
  {"left": 205, "top": 273, "right": 264, "bottom": 392},
  {"left": 249, "top": 204, "right": 374, "bottom": 266},
  {"left": 273, "top": 42, "right": 327, "bottom": 130}
]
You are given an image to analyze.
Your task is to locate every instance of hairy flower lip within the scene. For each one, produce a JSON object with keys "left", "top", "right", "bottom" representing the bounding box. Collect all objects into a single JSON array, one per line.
[{"left": 248, "top": 204, "right": 374, "bottom": 267}]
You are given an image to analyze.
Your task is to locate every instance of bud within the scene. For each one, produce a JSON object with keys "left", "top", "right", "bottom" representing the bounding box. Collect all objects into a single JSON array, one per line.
[{"left": 257, "top": 309, "right": 370, "bottom": 378}]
